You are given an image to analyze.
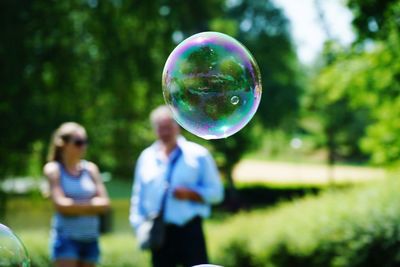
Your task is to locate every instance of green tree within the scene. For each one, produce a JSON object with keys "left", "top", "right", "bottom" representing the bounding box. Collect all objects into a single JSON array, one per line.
[
  {"left": 87, "top": 0, "right": 228, "bottom": 177},
  {"left": 226, "top": 0, "right": 302, "bottom": 128},
  {"left": 207, "top": 0, "right": 302, "bottom": 207},
  {"left": 304, "top": 0, "right": 400, "bottom": 168},
  {"left": 303, "top": 42, "right": 372, "bottom": 171},
  {"left": 357, "top": 33, "right": 400, "bottom": 165},
  {"left": 0, "top": 0, "right": 227, "bottom": 180},
  {"left": 347, "top": 0, "right": 397, "bottom": 41},
  {"left": 346, "top": 0, "right": 400, "bottom": 165}
]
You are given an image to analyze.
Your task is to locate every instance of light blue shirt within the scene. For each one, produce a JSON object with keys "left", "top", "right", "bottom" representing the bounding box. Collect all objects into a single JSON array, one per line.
[{"left": 129, "top": 136, "right": 224, "bottom": 230}]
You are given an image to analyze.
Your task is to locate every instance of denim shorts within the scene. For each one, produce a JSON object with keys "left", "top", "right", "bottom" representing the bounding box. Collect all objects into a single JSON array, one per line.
[{"left": 51, "top": 234, "right": 100, "bottom": 263}]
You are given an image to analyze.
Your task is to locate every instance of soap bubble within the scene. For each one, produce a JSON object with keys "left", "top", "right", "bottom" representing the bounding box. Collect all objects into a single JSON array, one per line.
[
  {"left": 162, "top": 31, "right": 262, "bottom": 139},
  {"left": 0, "top": 224, "right": 30, "bottom": 267}
]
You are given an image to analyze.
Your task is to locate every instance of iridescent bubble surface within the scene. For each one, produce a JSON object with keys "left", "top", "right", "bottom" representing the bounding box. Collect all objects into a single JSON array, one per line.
[
  {"left": 0, "top": 224, "right": 30, "bottom": 267},
  {"left": 162, "top": 31, "right": 262, "bottom": 139}
]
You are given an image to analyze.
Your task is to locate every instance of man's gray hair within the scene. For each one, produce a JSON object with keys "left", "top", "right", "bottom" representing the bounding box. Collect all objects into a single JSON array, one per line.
[{"left": 150, "top": 105, "right": 175, "bottom": 127}]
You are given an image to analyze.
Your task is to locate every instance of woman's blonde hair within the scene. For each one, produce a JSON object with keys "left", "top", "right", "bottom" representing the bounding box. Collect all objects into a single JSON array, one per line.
[{"left": 47, "top": 122, "right": 86, "bottom": 162}]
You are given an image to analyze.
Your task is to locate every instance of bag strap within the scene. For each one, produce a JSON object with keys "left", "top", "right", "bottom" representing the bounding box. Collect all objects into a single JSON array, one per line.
[{"left": 159, "top": 147, "right": 182, "bottom": 217}]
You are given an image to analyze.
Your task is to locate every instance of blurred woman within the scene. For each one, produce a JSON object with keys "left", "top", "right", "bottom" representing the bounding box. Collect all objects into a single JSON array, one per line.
[{"left": 44, "top": 122, "right": 110, "bottom": 267}]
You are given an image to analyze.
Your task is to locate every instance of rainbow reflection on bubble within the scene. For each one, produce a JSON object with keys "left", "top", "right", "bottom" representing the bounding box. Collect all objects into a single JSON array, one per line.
[
  {"left": 0, "top": 224, "right": 30, "bottom": 267},
  {"left": 162, "top": 31, "right": 262, "bottom": 139}
]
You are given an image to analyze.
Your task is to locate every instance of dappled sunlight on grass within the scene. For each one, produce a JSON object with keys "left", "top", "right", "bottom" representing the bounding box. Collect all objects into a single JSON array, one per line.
[{"left": 233, "top": 159, "right": 386, "bottom": 186}]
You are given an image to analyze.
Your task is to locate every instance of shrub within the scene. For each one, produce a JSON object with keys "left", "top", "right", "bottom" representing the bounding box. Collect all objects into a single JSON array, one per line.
[{"left": 212, "top": 177, "right": 400, "bottom": 267}]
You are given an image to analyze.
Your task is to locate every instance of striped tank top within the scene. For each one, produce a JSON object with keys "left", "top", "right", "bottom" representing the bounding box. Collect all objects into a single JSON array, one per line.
[{"left": 52, "top": 160, "right": 99, "bottom": 240}]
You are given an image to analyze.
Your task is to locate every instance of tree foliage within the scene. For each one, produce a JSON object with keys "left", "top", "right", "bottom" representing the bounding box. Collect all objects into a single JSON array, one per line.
[
  {"left": 0, "top": 0, "right": 225, "bottom": 177},
  {"left": 345, "top": 0, "right": 400, "bottom": 165},
  {"left": 347, "top": 0, "right": 397, "bottom": 42},
  {"left": 208, "top": 0, "right": 302, "bottom": 186},
  {"left": 306, "top": 0, "right": 400, "bottom": 166},
  {"left": 0, "top": 0, "right": 302, "bottom": 181},
  {"left": 303, "top": 43, "right": 372, "bottom": 163}
]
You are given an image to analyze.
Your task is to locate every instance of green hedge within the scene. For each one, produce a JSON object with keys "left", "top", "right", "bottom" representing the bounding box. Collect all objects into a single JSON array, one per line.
[{"left": 211, "top": 177, "right": 400, "bottom": 267}]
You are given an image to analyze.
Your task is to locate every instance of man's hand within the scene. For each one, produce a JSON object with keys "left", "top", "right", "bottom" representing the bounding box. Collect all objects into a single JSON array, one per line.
[{"left": 173, "top": 187, "right": 203, "bottom": 203}]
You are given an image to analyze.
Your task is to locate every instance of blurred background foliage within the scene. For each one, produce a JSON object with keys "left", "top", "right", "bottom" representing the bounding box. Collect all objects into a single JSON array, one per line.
[
  {"left": 0, "top": 0, "right": 301, "bottom": 181},
  {"left": 3, "top": 0, "right": 400, "bottom": 266},
  {"left": 304, "top": 0, "right": 400, "bottom": 166}
]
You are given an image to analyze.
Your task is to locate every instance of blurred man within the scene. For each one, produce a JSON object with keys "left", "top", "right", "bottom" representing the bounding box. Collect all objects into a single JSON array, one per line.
[{"left": 130, "top": 105, "right": 224, "bottom": 267}]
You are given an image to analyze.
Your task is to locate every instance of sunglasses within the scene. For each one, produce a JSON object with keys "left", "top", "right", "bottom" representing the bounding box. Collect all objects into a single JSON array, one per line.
[
  {"left": 62, "top": 136, "right": 88, "bottom": 147},
  {"left": 71, "top": 138, "right": 88, "bottom": 147}
]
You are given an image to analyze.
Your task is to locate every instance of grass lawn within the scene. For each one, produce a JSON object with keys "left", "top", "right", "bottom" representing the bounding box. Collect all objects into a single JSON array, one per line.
[
  {"left": 233, "top": 159, "right": 385, "bottom": 187},
  {"left": 5, "top": 199, "right": 148, "bottom": 267}
]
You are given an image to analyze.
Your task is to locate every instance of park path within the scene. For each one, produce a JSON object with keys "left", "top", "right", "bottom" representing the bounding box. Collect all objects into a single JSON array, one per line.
[{"left": 233, "top": 159, "right": 386, "bottom": 185}]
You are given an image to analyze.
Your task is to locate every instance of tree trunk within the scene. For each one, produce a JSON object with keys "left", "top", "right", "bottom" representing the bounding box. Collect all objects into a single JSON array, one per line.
[
  {"left": 327, "top": 128, "right": 336, "bottom": 186},
  {"left": 224, "top": 165, "right": 242, "bottom": 212},
  {"left": 0, "top": 189, "right": 8, "bottom": 220}
]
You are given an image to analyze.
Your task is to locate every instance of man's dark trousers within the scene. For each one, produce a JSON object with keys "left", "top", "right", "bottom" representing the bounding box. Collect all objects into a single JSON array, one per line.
[{"left": 151, "top": 217, "right": 208, "bottom": 267}]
